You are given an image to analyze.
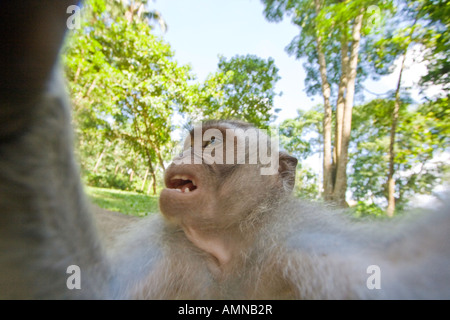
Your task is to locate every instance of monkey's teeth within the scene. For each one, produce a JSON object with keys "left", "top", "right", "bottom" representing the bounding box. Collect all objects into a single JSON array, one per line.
[
  {"left": 192, "top": 180, "right": 196, "bottom": 186},
  {"left": 185, "top": 188, "right": 190, "bottom": 193},
  {"left": 172, "top": 175, "right": 189, "bottom": 181}
]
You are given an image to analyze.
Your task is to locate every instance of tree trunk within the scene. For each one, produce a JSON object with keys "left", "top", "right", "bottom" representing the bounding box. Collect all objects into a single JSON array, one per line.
[
  {"left": 154, "top": 145, "right": 166, "bottom": 171},
  {"left": 334, "top": 30, "right": 349, "bottom": 179},
  {"left": 147, "top": 174, "right": 153, "bottom": 195},
  {"left": 86, "top": 77, "right": 97, "bottom": 97},
  {"left": 314, "top": 0, "right": 333, "bottom": 201},
  {"left": 144, "top": 147, "right": 158, "bottom": 195},
  {"left": 74, "top": 64, "right": 81, "bottom": 84},
  {"left": 145, "top": 162, "right": 157, "bottom": 195},
  {"left": 93, "top": 141, "right": 111, "bottom": 173},
  {"left": 129, "top": 169, "right": 134, "bottom": 182},
  {"left": 151, "top": 171, "right": 157, "bottom": 195},
  {"left": 386, "top": 14, "right": 417, "bottom": 216},
  {"left": 332, "top": 11, "right": 364, "bottom": 207},
  {"left": 140, "top": 168, "right": 149, "bottom": 192},
  {"left": 93, "top": 147, "right": 105, "bottom": 173},
  {"left": 386, "top": 52, "right": 408, "bottom": 217}
]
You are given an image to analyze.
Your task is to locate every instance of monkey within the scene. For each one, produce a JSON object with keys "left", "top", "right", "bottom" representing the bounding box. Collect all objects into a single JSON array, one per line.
[
  {"left": 1, "top": 1, "right": 449, "bottom": 300},
  {"left": 93, "top": 206, "right": 139, "bottom": 242},
  {"left": 148, "top": 119, "right": 450, "bottom": 299}
]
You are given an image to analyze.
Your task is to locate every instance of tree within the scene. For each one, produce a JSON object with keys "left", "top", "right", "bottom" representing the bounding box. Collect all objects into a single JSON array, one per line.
[
  {"left": 279, "top": 107, "right": 323, "bottom": 161},
  {"left": 279, "top": 98, "right": 448, "bottom": 215},
  {"left": 385, "top": 17, "right": 417, "bottom": 216},
  {"left": 262, "top": 0, "right": 395, "bottom": 206},
  {"left": 279, "top": 107, "right": 323, "bottom": 199},
  {"left": 350, "top": 98, "right": 449, "bottom": 214},
  {"left": 195, "top": 55, "right": 281, "bottom": 129},
  {"left": 63, "top": 0, "right": 193, "bottom": 193},
  {"left": 414, "top": 0, "right": 450, "bottom": 90},
  {"left": 365, "top": 0, "right": 448, "bottom": 215}
]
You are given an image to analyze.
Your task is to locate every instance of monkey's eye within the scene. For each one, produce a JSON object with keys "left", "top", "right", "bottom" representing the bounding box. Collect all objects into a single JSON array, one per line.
[{"left": 203, "top": 137, "right": 217, "bottom": 148}]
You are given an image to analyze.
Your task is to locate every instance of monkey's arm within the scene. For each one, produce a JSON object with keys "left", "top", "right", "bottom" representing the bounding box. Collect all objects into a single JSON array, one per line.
[
  {"left": 0, "top": 1, "right": 77, "bottom": 143},
  {"left": 283, "top": 201, "right": 450, "bottom": 299},
  {"left": 0, "top": 1, "right": 182, "bottom": 299},
  {"left": 0, "top": 1, "right": 114, "bottom": 299},
  {"left": 0, "top": 66, "right": 114, "bottom": 298}
]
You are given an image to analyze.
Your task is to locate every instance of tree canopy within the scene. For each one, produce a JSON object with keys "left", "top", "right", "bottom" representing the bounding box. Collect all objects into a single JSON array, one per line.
[
  {"left": 64, "top": 0, "right": 448, "bottom": 217},
  {"left": 197, "top": 55, "right": 281, "bottom": 129},
  {"left": 64, "top": 0, "right": 281, "bottom": 193}
]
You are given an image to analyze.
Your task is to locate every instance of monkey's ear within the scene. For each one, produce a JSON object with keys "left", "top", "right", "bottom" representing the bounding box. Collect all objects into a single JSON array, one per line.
[{"left": 278, "top": 152, "right": 298, "bottom": 192}]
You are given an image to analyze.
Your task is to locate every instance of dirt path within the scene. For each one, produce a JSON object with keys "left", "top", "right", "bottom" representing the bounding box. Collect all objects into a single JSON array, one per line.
[{"left": 92, "top": 205, "right": 140, "bottom": 242}]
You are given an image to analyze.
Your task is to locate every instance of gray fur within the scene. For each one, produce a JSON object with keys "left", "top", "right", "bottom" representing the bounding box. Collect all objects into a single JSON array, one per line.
[{"left": 1, "top": 2, "right": 449, "bottom": 299}]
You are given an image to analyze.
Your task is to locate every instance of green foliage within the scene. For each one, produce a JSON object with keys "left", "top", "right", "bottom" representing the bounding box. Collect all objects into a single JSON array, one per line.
[
  {"left": 86, "top": 186, "right": 159, "bottom": 216},
  {"left": 363, "top": 0, "right": 449, "bottom": 92},
  {"left": 278, "top": 97, "right": 448, "bottom": 213},
  {"left": 351, "top": 201, "right": 385, "bottom": 218},
  {"left": 293, "top": 165, "right": 321, "bottom": 200},
  {"left": 279, "top": 106, "right": 323, "bottom": 161},
  {"left": 64, "top": 1, "right": 280, "bottom": 194},
  {"left": 196, "top": 55, "right": 281, "bottom": 129},
  {"left": 262, "top": 0, "right": 395, "bottom": 99},
  {"left": 63, "top": 0, "right": 448, "bottom": 218},
  {"left": 64, "top": 0, "right": 193, "bottom": 192},
  {"left": 350, "top": 98, "right": 449, "bottom": 212},
  {"left": 418, "top": 95, "right": 450, "bottom": 140},
  {"left": 414, "top": 0, "right": 450, "bottom": 89},
  {"left": 84, "top": 172, "right": 131, "bottom": 191},
  {"left": 263, "top": 0, "right": 448, "bottom": 215},
  {"left": 279, "top": 106, "right": 323, "bottom": 200}
]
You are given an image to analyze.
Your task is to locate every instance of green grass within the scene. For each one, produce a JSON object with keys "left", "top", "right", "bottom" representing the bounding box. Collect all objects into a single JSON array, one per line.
[{"left": 85, "top": 186, "right": 159, "bottom": 217}]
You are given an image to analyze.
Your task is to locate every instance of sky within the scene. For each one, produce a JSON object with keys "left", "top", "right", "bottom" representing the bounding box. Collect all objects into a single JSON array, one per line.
[
  {"left": 152, "top": 0, "right": 314, "bottom": 123},
  {"left": 151, "top": 0, "right": 441, "bottom": 124},
  {"left": 149, "top": 0, "right": 446, "bottom": 179}
]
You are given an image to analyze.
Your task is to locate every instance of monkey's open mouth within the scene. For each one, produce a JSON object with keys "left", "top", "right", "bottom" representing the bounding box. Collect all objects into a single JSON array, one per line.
[{"left": 167, "top": 175, "right": 198, "bottom": 193}]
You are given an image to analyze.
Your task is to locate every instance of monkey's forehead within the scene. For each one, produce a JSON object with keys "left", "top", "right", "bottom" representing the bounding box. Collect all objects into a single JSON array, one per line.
[
  {"left": 188, "top": 120, "right": 258, "bottom": 137},
  {"left": 190, "top": 120, "right": 255, "bottom": 132}
]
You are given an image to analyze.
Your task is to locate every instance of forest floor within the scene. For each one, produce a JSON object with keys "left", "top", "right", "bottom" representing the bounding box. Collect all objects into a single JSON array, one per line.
[{"left": 85, "top": 186, "right": 159, "bottom": 217}]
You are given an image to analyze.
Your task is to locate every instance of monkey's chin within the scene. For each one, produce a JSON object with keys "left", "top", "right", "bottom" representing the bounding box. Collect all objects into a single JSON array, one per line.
[{"left": 159, "top": 187, "right": 200, "bottom": 220}]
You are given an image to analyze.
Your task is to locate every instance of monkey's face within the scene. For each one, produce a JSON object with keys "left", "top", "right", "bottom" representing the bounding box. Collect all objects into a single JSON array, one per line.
[{"left": 159, "top": 121, "right": 298, "bottom": 231}]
